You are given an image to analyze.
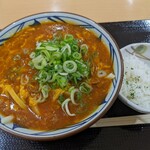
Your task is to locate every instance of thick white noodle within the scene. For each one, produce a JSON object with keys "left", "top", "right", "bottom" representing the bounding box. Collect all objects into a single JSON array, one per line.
[
  {"left": 61, "top": 98, "right": 76, "bottom": 116},
  {"left": 70, "top": 89, "right": 79, "bottom": 105},
  {"left": 1, "top": 115, "right": 14, "bottom": 124}
]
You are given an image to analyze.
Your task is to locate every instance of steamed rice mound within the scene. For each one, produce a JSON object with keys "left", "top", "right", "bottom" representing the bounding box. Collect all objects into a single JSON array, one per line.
[{"left": 121, "top": 54, "right": 150, "bottom": 109}]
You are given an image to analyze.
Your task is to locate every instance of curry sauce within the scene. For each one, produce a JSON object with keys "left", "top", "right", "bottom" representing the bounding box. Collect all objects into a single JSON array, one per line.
[{"left": 0, "top": 23, "right": 113, "bottom": 130}]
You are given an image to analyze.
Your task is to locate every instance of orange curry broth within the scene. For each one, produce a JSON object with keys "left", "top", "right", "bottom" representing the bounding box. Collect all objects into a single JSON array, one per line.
[{"left": 0, "top": 22, "right": 113, "bottom": 130}]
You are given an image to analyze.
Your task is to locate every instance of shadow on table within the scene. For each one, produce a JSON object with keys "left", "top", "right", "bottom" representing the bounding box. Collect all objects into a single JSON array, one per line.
[
  {"left": 1, "top": 124, "right": 150, "bottom": 150},
  {"left": 0, "top": 128, "right": 102, "bottom": 150}
]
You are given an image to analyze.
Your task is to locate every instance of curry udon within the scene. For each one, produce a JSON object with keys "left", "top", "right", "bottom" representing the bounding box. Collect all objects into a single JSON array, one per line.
[{"left": 0, "top": 22, "right": 114, "bottom": 130}]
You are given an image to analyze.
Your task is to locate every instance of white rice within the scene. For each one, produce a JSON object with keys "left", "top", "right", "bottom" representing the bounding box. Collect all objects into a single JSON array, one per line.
[{"left": 121, "top": 54, "right": 150, "bottom": 109}]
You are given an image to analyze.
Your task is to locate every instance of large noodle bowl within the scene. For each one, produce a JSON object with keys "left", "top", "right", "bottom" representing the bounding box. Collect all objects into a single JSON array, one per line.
[{"left": 0, "top": 22, "right": 115, "bottom": 131}]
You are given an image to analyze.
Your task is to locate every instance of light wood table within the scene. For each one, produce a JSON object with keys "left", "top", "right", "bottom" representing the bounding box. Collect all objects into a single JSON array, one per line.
[{"left": 0, "top": 0, "right": 150, "bottom": 29}]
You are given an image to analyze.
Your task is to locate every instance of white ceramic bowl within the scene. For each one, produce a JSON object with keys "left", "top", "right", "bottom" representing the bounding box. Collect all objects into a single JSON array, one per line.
[
  {"left": 0, "top": 12, "right": 123, "bottom": 140},
  {"left": 119, "top": 43, "right": 150, "bottom": 113}
]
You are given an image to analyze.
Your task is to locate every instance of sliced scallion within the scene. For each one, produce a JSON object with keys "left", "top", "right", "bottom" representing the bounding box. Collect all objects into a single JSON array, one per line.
[
  {"left": 63, "top": 60, "right": 77, "bottom": 73},
  {"left": 29, "top": 33, "right": 91, "bottom": 103},
  {"left": 79, "top": 82, "right": 93, "bottom": 94},
  {"left": 80, "top": 44, "right": 88, "bottom": 54}
]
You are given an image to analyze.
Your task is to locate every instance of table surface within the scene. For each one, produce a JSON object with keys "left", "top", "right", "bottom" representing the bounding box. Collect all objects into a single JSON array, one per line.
[
  {"left": 1, "top": 0, "right": 150, "bottom": 29},
  {"left": 1, "top": 19, "right": 150, "bottom": 150},
  {"left": 1, "top": 1, "right": 150, "bottom": 149}
]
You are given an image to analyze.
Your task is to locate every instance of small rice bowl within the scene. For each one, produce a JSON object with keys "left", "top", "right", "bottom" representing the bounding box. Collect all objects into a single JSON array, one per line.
[{"left": 120, "top": 54, "right": 150, "bottom": 110}]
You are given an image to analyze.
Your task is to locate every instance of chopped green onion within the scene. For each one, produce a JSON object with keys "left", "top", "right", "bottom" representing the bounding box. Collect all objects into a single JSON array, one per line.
[
  {"left": 97, "top": 70, "right": 107, "bottom": 78},
  {"left": 80, "top": 44, "right": 88, "bottom": 54},
  {"left": 20, "top": 74, "right": 29, "bottom": 85},
  {"left": 23, "top": 48, "right": 29, "bottom": 54},
  {"left": 40, "top": 50, "right": 51, "bottom": 60},
  {"left": 72, "top": 52, "right": 82, "bottom": 60},
  {"left": 46, "top": 46, "right": 59, "bottom": 51},
  {"left": 13, "top": 54, "right": 21, "bottom": 61},
  {"left": 64, "top": 34, "right": 74, "bottom": 42},
  {"left": 40, "top": 84, "right": 50, "bottom": 99},
  {"left": 29, "top": 33, "right": 91, "bottom": 102},
  {"left": 63, "top": 60, "right": 77, "bottom": 73},
  {"left": 68, "top": 86, "right": 75, "bottom": 93},
  {"left": 59, "top": 72, "right": 68, "bottom": 76},
  {"left": 61, "top": 44, "right": 71, "bottom": 56},
  {"left": 36, "top": 46, "right": 45, "bottom": 50},
  {"left": 56, "top": 75, "right": 67, "bottom": 88},
  {"left": 79, "top": 82, "right": 92, "bottom": 94},
  {"left": 29, "top": 52, "right": 36, "bottom": 59},
  {"left": 35, "top": 70, "right": 51, "bottom": 83},
  {"left": 58, "top": 94, "right": 65, "bottom": 104},
  {"left": 72, "top": 45, "right": 79, "bottom": 52},
  {"left": 31, "top": 55, "right": 47, "bottom": 70},
  {"left": 52, "top": 52, "right": 62, "bottom": 59},
  {"left": 48, "top": 73, "right": 58, "bottom": 83}
]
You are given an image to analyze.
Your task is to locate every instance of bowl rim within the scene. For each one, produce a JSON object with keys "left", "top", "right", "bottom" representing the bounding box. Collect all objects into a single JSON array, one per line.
[
  {"left": 0, "top": 11, "right": 124, "bottom": 141},
  {"left": 119, "top": 42, "right": 150, "bottom": 113}
]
